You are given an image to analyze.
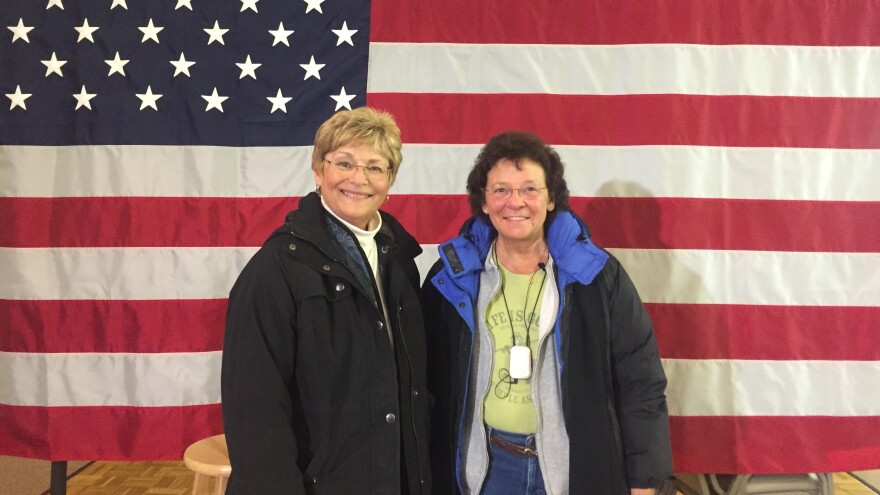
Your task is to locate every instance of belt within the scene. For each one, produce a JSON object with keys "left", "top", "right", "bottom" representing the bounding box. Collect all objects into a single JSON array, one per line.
[{"left": 489, "top": 432, "right": 538, "bottom": 457}]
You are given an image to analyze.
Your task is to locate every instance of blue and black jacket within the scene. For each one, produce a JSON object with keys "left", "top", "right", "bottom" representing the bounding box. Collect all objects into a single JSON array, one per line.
[{"left": 422, "top": 210, "right": 673, "bottom": 494}]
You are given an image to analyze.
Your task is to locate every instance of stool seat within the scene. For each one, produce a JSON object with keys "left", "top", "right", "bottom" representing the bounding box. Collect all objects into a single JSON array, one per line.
[{"left": 184, "top": 434, "right": 231, "bottom": 495}]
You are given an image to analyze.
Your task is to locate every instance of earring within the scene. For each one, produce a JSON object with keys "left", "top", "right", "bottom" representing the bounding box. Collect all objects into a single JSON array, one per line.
[
  {"left": 384, "top": 195, "right": 390, "bottom": 203},
  {"left": 315, "top": 185, "right": 321, "bottom": 194}
]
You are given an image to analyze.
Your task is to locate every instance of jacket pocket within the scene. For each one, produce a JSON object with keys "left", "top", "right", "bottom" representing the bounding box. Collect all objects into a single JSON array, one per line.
[{"left": 304, "top": 446, "right": 330, "bottom": 484}]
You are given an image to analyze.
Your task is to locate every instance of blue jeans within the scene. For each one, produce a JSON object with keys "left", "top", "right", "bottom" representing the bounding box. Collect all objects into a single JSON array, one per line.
[{"left": 480, "top": 427, "right": 546, "bottom": 495}]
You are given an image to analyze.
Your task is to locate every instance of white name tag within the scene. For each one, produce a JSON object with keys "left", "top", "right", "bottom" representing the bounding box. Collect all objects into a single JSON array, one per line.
[{"left": 509, "top": 345, "right": 532, "bottom": 379}]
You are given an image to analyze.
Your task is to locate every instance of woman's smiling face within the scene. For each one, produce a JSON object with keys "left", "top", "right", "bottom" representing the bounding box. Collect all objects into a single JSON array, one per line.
[
  {"left": 483, "top": 158, "right": 555, "bottom": 244},
  {"left": 314, "top": 142, "right": 391, "bottom": 230}
]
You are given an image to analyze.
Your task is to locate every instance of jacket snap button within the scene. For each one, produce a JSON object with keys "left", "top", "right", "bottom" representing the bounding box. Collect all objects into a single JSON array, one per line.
[
  {"left": 322, "top": 264, "right": 330, "bottom": 271},
  {"left": 288, "top": 243, "right": 296, "bottom": 251},
  {"left": 412, "top": 390, "right": 419, "bottom": 397},
  {"left": 377, "top": 321, "right": 384, "bottom": 330},
  {"left": 459, "top": 302, "right": 465, "bottom": 308},
  {"left": 385, "top": 413, "right": 396, "bottom": 423},
  {"left": 438, "top": 278, "right": 444, "bottom": 284},
  {"left": 335, "top": 283, "right": 345, "bottom": 292},
  {"left": 380, "top": 245, "right": 389, "bottom": 254}
]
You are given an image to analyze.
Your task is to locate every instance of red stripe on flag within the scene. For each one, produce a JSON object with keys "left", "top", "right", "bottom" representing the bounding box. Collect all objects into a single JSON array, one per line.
[
  {"left": 0, "top": 404, "right": 222, "bottom": 460},
  {"left": 650, "top": 304, "right": 880, "bottom": 361},
  {"left": 0, "top": 196, "right": 297, "bottom": 248},
  {"left": 396, "top": 195, "right": 880, "bottom": 251},
  {"left": 670, "top": 415, "right": 880, "bottom": 473},
  {"left": 371, "top": 0, "right": 880, "bottom": 45},
  {"left": 3, "top": 299, "right": 876, "bottom": 360},
  {"left": 0, "top": 299, "right": 226, "bottom": 353},
  {"left": 3, "top": 196, "right": 879, "bottom": 252},
  {"left": 369, "top": 94, "right": 880, "bottom": 149}
]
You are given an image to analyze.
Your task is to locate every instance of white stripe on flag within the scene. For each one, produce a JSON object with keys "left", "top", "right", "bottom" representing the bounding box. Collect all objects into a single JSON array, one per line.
[
  {"left": 0, "top": 145, "right": 315, "bottom": 198},
  {"left": 5, "top": 247, "right": 878, "bottom": 305},
  {"left": 5, "top": 144, "right": 880, "bottom": 201},
  {"left": 398, "top": 144, "right": 880, "bottom": 201},
  {"left": 0, "top": 247, "right": 257, "bottom": 300},
  {"left": 664, "top": 358, "right": 880, "bottom": 416},
  {"left": 418, "top": 247, "right": 880, "bottom": 306},
  {"left": 611, "top": 248, "right": 880, "bottom": 307},
  {"left": 4, "top": 351, "right": 879, "bottom": 414},
  {"left": 369, "top": 43, "right": 880, "bottom": 97},
  {"left": 4, "top": 247, "right": 877, "bottom": 304},
  {"left": 0, "top": 351, "right": 221, "bottom": 407}
]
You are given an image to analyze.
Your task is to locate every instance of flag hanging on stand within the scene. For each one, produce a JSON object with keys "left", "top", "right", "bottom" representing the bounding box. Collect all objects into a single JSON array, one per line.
[{"left": 2, "top": 0, "right": 879, "bottom": 473}]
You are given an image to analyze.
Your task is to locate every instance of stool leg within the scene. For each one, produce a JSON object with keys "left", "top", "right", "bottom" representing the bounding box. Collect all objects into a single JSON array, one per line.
[
  {"left": 216, "top": 477, "right": 228, "bottom": 495},
  {"left": 192, "top": 473, "right": 207, "bottom": 495}
]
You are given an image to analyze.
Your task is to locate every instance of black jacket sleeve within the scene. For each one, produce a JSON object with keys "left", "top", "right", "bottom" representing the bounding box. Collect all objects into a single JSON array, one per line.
[
  {"left": 606, "top": 259, "right": 674, "bottom": 489},
  {"left": 221, "top": 246, "right": 307, "bottom": 495}
]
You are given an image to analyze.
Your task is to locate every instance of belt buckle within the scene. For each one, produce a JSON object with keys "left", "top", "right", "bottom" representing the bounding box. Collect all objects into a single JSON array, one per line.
[{"left": 519, "top": 445, "right": 537, "bottom": 456}]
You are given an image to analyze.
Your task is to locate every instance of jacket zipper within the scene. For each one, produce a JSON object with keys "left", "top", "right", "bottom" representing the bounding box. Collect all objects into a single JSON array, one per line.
[
  {"left": 396, "top": 305, "right": 426, "bottom": 493},
  {"left": 451, "top": 279, "right": 479, "bottom": 493}
]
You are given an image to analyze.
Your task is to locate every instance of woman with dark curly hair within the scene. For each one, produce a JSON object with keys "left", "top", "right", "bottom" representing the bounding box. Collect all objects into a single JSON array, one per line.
[{"left": 422, "top": 131, "right": 672, "bottom": 495}]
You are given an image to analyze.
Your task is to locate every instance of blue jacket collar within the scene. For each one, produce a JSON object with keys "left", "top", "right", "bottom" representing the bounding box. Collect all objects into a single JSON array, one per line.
[
  {"left": 435, "top": 211, "right": 608, "bottom": 299},
  {"left": 546, "top": 210, "right": 609, "bottom": 288}
]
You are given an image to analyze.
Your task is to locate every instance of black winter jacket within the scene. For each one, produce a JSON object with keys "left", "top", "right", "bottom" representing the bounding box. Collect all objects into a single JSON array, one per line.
[
  {"left": 222, "top": 193, "right": 431, "bottom": 495},
  {"left": 422, "top": 213, "right": 672, "bottom": 494}
]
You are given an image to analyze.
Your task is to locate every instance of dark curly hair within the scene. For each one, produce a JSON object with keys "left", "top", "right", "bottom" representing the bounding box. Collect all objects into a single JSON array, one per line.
[{"left": 466, "top": 131, "right": 570, "bottom": 218}]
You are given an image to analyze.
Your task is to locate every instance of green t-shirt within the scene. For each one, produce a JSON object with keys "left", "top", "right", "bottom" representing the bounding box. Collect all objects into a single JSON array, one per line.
[{"left": 483, "top": 262, "right": 547, "bottom": 434}]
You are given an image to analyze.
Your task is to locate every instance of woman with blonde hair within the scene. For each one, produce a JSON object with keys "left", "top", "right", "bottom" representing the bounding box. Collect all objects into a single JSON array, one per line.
[{"left": 222, "top": 107, "right": 430, "bottom": 494}]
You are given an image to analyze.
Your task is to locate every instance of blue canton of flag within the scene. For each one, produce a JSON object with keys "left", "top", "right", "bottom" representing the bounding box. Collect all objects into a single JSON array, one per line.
[{"left": 1, "top": 0, "right": 369, "bottom": 145}]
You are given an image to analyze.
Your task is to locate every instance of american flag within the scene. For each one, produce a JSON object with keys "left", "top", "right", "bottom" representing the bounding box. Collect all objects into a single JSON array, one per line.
[{"left": 2, "top": 0, "right": 879, "bottom": 473}]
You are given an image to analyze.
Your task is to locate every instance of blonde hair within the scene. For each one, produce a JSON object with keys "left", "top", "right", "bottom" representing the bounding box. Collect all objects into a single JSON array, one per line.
[{"left": 312, "top": 107, "right": 403, "bottom": 184}]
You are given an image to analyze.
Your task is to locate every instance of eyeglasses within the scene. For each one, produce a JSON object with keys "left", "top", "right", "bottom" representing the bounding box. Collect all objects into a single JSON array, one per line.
[
  {"left": 485, "top": 186, "right": 548, "bottom": 200},
  {"left": 323, "top": 159, "right": 391, "bottom": 180}
]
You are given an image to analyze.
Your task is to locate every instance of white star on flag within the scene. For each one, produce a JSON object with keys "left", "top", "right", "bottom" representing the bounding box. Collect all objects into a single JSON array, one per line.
[
  {"left": 75, "top": 19, "right": 99, "bottom": 43},
  {"left": 105, "top": 52, "right": 129, "bottom": 76},
  {"left": 202, "top": 88, "right": 228, "bottom": 112},
  {"left": 204, "top": 21, "right": 229, "bottom": 45},
  {"left": 240, "top": 0, "right": 259, "bottom": 13},
  {"left": 331, "top": 86, "right": 355, "bottom": 111},
  {"left": 170, "top": 53, "right": 196, "bottom": 77},
  {"left": 300, "top": 55, "right": 325, "bottom": 80},
  {"left": 8, "top": 19, "right": 34, "bottom": 43},
  {"left": 236, "top": 55, "right": 261, "bottom": 79},
  {"left": 46, "top": 0, "right": 64, "bottom": 10},
  {"left": 269, "top": 22, "right": 293, "bottom": 47},
  {"left": 6, "top": 85, "right": 32, "bottom": 110},
  {"left": 41, "top": 52, "right": 67, "bottom": 77},
  {"left": 73, "top": 86, "right": 96, "bottom": 110},
  {"left": 331, "top": 21, "right": 357, "bottom": 46},
  {"left": 175, "top": 0, "right": 193, "bottom": 10},
  {"left": 110, "top": 0, "right": 128, "bottom": 10},
  {"left": 136, "top": 86, "right": 162, "bottom": 111},
  {"left": 267, "top": 89, "right": 292, "bottom": 113},
  {"left": 139, "top": 19, "right": 163, "bottom": 43},
  {"left": 304, "top": 0, "right": 324, "bottom": 14}
]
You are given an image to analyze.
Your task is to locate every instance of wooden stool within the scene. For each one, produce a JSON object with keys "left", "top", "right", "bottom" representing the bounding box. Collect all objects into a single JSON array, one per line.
[{"left": 183, "top": 434, "right": 231, "bottom": 495}]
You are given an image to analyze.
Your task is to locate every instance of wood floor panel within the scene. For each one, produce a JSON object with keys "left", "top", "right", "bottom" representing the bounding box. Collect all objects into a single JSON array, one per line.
[
  {"left": 60, "top": 461, "right": 878, "bottom": 494},
  {"left": 67, "top": 461, "right": 194, "bottom": 495}
]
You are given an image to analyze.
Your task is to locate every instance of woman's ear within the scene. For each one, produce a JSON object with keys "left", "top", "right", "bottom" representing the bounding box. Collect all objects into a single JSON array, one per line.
[{"left": 313, "top": 168, "right": 323, "bottom": 190}]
